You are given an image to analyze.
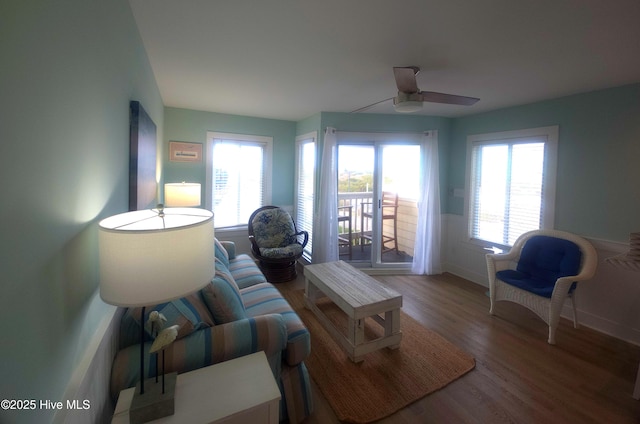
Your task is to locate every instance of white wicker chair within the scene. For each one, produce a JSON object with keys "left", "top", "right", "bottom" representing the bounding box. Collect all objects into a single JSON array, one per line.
[{"left": 486, "top": 229, "right": 598, "bottom": 344}]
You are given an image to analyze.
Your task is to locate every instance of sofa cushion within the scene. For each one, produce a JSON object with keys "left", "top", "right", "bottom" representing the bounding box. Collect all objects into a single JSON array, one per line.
[
  {"left": 228, "top": 253, "right": 268, "bottom": 288},
  {"left": 123, "top": 292, "right": 215, "bottom": 342},
  {"left": 202, "top": 259, "right": 247, "bottom": 324},
  {"left": 241, "top": 282, "right": 310, "bottom": 366},
  {"left": 214, "top": 238, "right": 230, "bottom": 269},
  {"left": 111, "top": 314, "right": 287, "bottom": 400}
]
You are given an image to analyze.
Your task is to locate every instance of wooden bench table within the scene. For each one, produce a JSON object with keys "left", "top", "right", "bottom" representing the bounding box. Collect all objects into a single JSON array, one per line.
[{"left": 303, "top": 260, "right": 402, "bottom": 362}]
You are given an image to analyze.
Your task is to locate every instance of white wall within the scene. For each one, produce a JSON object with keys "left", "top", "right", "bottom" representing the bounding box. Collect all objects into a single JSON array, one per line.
[{"left": 443, "top": 214, "right": 640, "bottom": 346}]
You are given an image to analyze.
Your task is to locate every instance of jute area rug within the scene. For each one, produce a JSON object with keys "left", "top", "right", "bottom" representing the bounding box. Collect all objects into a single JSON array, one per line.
[{"left": 280, "top": 287, "right": 476, "bottom": 423}]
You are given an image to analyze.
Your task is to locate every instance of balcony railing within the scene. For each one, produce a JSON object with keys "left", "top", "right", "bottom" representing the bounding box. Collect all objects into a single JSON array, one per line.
[{"left": 337, "top": 192, "right": 417, "bottom": 258}]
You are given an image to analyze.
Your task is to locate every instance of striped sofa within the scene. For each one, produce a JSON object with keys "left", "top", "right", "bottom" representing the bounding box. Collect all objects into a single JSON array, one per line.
[{"left": 110, "top": 239, "right": 313, "bottom": 423}]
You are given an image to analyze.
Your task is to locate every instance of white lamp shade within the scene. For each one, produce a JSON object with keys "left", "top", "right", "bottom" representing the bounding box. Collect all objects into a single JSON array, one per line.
[
  {"left": 164, "top": 183, "right": 201, "bottom": 207},
  {"left": 98, "top": 208, "right": 214, "bottom": 307}
]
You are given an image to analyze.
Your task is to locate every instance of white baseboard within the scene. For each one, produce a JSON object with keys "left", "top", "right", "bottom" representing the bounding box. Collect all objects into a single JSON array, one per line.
[
  {"left": 443, "top": 262, "right": 488, "bottom": 287},
  {"left": 53, "top": 302, "right": 122, "bottom": 424}
]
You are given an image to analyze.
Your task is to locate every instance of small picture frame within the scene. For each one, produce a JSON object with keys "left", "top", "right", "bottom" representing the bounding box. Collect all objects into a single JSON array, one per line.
[{"left": 169, "top": 141, "right": 203, "bottom": 163}]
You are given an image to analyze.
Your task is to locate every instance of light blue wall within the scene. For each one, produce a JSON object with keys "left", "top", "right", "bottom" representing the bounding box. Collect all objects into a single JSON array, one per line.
[
  {"left": 295, "top": 113, "right": 322, "bottom": 138},
  {"left": 448, "top": 83, "right": 640, "bottom": 242},
  {"left": 0, "top": 1, "right": 163, "bottom": 422},
  {"left": 163, "top": 107, "right": 297, "bottom": 208}
]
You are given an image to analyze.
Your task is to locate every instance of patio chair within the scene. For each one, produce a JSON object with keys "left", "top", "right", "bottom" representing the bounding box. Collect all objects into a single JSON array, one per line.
[
  {"left": 338, "top": 205, "right": 353, "bottom": 260},
  {"left": 360, "top": 191, "right": 398, "bottom": 254},
  {"left": 248, "top": 206, "right": 309, "bottom": 282},
  {"left": 486, "top": 229, "right": 598, "bottom": 344}
]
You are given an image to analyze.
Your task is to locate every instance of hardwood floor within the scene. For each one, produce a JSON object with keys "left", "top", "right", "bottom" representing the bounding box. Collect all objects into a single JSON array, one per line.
[{"left": 281, "top": 270, "right": 640, "bottom": 423}]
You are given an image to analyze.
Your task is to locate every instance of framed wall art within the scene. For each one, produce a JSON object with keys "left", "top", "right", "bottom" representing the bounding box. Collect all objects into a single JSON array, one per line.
[
  {"left": 169, "top": 141, "right": 203, "bottom": 163},
  {"left": 129, "top": 101, "right": 157, "bottom": 211}
]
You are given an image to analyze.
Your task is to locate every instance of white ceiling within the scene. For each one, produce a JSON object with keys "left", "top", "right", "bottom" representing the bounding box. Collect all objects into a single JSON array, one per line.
[{"left": 129, "top": 0, "right": 640, "bottom": 121}]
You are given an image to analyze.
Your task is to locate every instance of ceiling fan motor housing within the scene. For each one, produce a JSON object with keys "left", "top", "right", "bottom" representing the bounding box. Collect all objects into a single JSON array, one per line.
[{"left": 393, "top": 92, "right": 423, "bottom": 113}]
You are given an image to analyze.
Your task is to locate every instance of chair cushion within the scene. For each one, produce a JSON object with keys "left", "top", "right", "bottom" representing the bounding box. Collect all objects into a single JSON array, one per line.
[
  {"left": 495, "top": 269, "right": 577, "bottom": 298},
  {"left": 259, "top": 244, "right": 304, "bottom": 259},
  {"left": 252, "top": 208, "right": 297, "bottom": 248},
  {"left": 497, "top": 235, "right": 581, "bottom": 298},
  {"left": 201, "top": 259, "right": 247, "bottom": 324}
]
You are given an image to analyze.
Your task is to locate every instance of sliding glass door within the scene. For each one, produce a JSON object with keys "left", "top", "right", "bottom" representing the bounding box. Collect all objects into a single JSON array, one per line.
[{"left": 337, "top": 136, "right": 422, "bottom": 268}]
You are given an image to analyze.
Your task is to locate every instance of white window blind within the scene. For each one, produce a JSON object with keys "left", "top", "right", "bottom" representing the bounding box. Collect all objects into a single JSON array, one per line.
[
  {"left": 207, "top": 133, "right": 272, "bottom": 228},
  {"left": 295, "top": 135, "right": 315, "bottom": 258},
  {"left": 467, "top": 126, "right": 557, "bottom": 247}
]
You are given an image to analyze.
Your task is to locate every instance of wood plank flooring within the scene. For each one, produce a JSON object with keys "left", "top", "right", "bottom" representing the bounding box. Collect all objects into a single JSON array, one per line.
[{"left": 280, "top": 270, "right": 640, "bottom": 423}]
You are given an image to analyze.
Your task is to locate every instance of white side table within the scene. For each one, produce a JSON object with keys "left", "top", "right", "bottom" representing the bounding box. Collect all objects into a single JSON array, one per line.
[
  {"left": 605, "top": 253, "right": 640, "bottom": 400},
  {"left": 112, "top": 351, "right": 280, "bottom": 423}
]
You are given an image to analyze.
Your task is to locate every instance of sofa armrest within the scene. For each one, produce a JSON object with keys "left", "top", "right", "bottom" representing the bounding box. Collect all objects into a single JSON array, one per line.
[
  {"left": 220, "top": 240, "right": 236, "bottom": 259},
  {"left": 110, "top": 314, "right": 287, "bottom": 400}
]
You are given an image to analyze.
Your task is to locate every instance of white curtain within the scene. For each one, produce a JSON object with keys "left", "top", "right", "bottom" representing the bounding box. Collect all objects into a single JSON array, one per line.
[
  {"left": 412, "top": 131, "right": 442, "bottom": 275},
  {"left": 312, "top": 127, "right": 339, "bottom": 263}
]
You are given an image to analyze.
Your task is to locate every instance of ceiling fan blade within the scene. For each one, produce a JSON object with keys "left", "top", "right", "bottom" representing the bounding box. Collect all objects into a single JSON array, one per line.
[
  {"left": 393, "top": 67, "right": 420, "bottom": 93},
  {"left": 419, "top": 91, "right": 480, "bottom": 106},
  {"left": 350, "top": 97, "right": 394, "bottom": 113}
]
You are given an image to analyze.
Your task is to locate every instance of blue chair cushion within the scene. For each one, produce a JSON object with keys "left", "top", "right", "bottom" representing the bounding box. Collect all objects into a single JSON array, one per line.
[{"left": 496, "top": 235, "right": 581, "bottom": 298}]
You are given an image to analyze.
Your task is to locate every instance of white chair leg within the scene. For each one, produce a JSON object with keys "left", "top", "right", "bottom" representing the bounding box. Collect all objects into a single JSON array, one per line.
[
  {"left": 548, "top": 326, "right": 557, "bottom": 345},
  {"left": 570, "top": 293, "right": 579, "bottom": 329},
  {"left": 489, "top": 287, "right": 496, "bottom": 315}
]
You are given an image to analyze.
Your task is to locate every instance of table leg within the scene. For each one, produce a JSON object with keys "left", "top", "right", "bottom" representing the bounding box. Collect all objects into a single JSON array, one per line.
[
  {"left": 304, "top": 278, "right": 322, "bottom": 305},
  {"left": 348, "top": 317, "right": 364, "bottom": 347},
  {"left": 634, "top": 362, "right": 640, "bottom": 400},
  {"left": 348, "top": 317, "right": 366, "bottom": 363},
  {"left": 385, "top": 309, "right": 401, "bottom": 349}
]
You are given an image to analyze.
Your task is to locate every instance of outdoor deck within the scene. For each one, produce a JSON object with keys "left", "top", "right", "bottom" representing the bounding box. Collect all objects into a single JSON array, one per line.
[
  {"left": 338, "top": 243, "right": 413, "bottom": 263},
  {"left": 338, "top": 192, "right": 416, "bottom": 264}
]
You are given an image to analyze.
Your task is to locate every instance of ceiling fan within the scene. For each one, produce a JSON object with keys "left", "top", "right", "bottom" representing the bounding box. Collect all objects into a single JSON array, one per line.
[{"left": 352, "top": 66, "right": 480, "bottom": 113}]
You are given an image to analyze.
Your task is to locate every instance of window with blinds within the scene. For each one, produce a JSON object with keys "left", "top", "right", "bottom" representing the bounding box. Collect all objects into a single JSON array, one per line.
[
  {"left": 207, "top": 132, "right": 272, "bottom": 228},
  {"left": 295, "top": 134, "right": 316, "bottom": 259},
  {"left": 467, "top": 126, "right": 558, "bottom": 248}
]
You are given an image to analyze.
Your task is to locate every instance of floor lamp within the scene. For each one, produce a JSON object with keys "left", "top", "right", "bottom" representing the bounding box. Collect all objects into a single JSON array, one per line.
[{"left": 99, "top": 206, "right": 214, "bottom": 423}]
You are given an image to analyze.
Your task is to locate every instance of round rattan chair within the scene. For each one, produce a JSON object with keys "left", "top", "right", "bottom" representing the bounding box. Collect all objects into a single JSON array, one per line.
[{"left": 248, "top": 206, "right": 309, "bottom": 283}]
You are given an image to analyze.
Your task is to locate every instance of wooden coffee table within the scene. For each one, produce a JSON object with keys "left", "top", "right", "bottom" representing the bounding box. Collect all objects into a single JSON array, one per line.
[{"left": 304, "top": 260, "right": 402, "bottom": 362}]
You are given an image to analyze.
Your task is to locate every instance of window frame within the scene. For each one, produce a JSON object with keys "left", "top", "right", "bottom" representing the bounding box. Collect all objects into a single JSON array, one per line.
[
  {"left": 464, "top": 125, "right": 558, "bottom": 250},
  {"left": 205, "top": 131, "right": 273, "bottom": 229},
  {"left": 294, "top": 131, "right": 316, "bottom": 261}
]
